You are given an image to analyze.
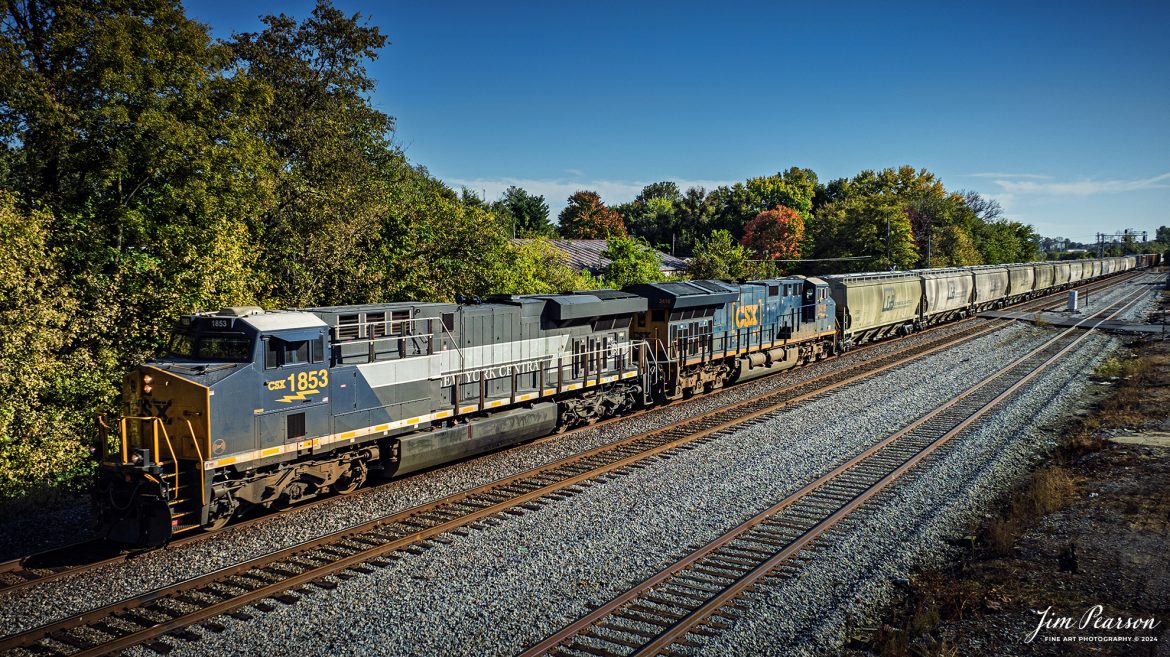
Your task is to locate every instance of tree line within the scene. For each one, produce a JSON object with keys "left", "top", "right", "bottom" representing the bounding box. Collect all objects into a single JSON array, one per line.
[
  {"left": 490, "top": 166, "right": 1045, "bottom": 280},
  {"left": 0, "top": 0, "right": 601, "bottom": 496},
  {"left": 0, "top": 0, "right": 1155, "bottom": 497}
]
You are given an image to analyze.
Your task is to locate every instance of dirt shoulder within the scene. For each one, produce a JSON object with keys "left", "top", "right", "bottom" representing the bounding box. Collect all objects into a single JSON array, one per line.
[{"left": 853, "top": 285, "right": 1170, "bottom": 657}]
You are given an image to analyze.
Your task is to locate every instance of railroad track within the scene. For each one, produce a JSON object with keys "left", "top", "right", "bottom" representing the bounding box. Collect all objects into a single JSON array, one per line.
[
  {"left": 0, "top": 274, "right": 1149, "bottom": 656},
  {"left": 517, "top": 281, "right": 1151, "bottom": 657},
  {"left": 0, "top": 270, "right": 1135, "bottom": 600}
]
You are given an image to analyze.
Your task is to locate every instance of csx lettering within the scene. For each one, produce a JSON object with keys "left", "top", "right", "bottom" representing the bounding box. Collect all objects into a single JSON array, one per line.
[
  {"left": 734, "top": 303, "right": 761, "bottom": 329},
  {"left": 268, "top": 369, "right": 328, "bottom": 395}
]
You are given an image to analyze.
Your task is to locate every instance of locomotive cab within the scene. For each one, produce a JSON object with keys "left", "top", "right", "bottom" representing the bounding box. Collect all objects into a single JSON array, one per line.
[{"left": 95, "top": 307, "right": 329, "bottom": 546}]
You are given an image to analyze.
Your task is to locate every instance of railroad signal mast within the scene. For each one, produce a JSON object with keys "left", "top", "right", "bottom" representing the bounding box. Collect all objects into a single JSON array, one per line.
[{"left": 1096, "top": 229, "right": 1147, "bottom": 257}]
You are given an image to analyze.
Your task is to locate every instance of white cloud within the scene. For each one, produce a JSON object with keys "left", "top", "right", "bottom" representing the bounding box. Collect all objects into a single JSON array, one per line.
[
  {"left": 445, "top": 176, "right": 736, "bottom": 220},
  {"left": 989, "top": 172, "right": 1170, "bottom": 196},
  {"left": 969, "top": 172, "right": 1052, "bottom": 180}
]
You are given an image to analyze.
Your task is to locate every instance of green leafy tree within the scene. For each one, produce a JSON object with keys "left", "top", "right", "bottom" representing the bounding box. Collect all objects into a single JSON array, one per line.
[
  {"left": 460, "top": 187, "right": 489, "bottom": 209},
  {"left": 494, "top": 238, "right": 599, "bottom": 294},
  {"left": 975, "top": 220, "right": 1040, "bottom": 263},
  {"left": 931, "top": 225, "right": 982, "bottom": 266},
  {"left": 1156, "top": 226, "right": 1170, "bottom": 244},
  {"left": 600, "top": 235, "right": 663, "bottom": 288},
  {"left": 229, "top": 1, "right": 396, "bottom": 306},
  {"left": 636, "top": 181, "right": 682, "bottom": 203},
  {"left": 847, "top": 166, "right": 946, "bottom": 201},
  {"left": 0, "top": 193, "right": 105, "bottom": 494},
  {"left": 375, "top": 168, "right": 514, "bottom": 302},
  {"left": 617, "top": 181, "right": 683, "bottom": 251},
  {"left": 707, "top": 167, "right": 818, "bottom": 238},
  {"left": 493, "top": 186, "right": 553, "bottom": 237},
  {"left": 687, "top": 229, "right": 751, "bottom": 280},
  {"left": 811, "top": 195, "right": 918, "bottom": 272},
  {"left": 661, "top": 186, "right": 716, "bottom": 257},
  {"left": 905, "top": 192, "right": 979, "bottom": 267},
  {"left": 0, "top": 0, "right": 275, "bottom": 493},
  {"left": 558, "top": 190, "right": 626, "bottom": 239},
  {"left": 1, "top": 0, "right": 273, "bottom": 329}
]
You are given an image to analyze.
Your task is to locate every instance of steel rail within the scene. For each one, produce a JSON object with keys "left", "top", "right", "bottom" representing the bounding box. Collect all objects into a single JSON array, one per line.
[
  {"left": 0, "top": 271, "right": 1135, "bottom": 599},
  {"left": 4, "top": 277, "right": 1131, "bottom": 656},
  {"left": 518, "top": 282, "right": 1149, "bottom": 657},
  {"left": 0, "top": 316, "right": 1012, "bottom": 654}
]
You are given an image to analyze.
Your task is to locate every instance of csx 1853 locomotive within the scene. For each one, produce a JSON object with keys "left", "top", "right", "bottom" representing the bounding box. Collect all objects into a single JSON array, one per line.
[{"left": 96, "top": 256, "right": 1149, "bottom": 545}]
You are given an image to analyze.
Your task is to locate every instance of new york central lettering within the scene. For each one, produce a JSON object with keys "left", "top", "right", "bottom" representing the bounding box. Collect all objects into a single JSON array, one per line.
[{"left": 442, "top": 357, "right": 552, "bottom": 387}]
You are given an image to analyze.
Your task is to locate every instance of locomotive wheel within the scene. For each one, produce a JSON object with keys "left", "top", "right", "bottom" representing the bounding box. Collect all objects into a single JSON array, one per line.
[
  {"left": 205, "top": 513, "right": 232, "bottom": 532},
  {"left": 204, "top": 497, "right": 237, "bottom": 532},
  {"left": 335, "top": 460, "right": 368, "bottom": 495}
]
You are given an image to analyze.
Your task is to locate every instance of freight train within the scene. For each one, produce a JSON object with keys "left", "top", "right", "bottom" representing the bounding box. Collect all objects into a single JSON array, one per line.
[{"left": 96, "top": 255, "right": 1152, "bottom": 545}]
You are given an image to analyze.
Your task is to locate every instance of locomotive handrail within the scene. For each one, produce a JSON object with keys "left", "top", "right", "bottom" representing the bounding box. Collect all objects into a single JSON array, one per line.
[
  {"left": 331, "top": 314, "right": 432, "bottom": 340},
  {"left": 117, "top": 416, "right": 182, "bottom": 505},
  {"left": 97, "top": 414, "right": 111, "bottom": 461},
  {"left": 158, "top": 422, "right": 180, "bottom": 500},
  {"left": 184, "top": 418, "right": 206, "bottom": 508}
]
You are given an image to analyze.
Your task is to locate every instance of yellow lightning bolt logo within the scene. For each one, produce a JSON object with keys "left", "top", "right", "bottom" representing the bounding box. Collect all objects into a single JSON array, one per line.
[{"left": 277, "top": 389, "right": 319, "bottom": 403}]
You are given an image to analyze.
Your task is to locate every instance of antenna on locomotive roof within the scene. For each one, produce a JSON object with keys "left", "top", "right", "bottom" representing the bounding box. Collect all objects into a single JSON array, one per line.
[{"left": 455, "top": 294, "right": 465, "bottom": 305}]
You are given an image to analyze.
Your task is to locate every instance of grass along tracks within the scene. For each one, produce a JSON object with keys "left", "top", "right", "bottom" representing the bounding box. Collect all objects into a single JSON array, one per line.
[{"left": 516, "top": 280, "right": 1152, "bottom": 657}]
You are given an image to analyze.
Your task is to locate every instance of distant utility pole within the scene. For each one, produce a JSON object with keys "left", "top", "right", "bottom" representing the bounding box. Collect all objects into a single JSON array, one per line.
[
  {"left": 927, "top": 227, "right": 932, "bottom": 268},
  {"left": 886, "top": 215, "right": 891, "bottom": 269},
  {"left": 1097, "top": 229, "right": 1148, "bottom": 256}
]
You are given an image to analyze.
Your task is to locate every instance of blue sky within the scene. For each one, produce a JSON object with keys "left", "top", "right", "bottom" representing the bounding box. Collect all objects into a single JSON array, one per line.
[{"left": 187, "top": 0, "right": 1170, "bottom": 242}]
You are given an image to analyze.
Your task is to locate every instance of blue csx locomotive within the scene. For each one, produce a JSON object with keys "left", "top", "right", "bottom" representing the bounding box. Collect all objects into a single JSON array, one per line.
[{"left": 97, "top": 256, "right": 1151, "bottom": 545}]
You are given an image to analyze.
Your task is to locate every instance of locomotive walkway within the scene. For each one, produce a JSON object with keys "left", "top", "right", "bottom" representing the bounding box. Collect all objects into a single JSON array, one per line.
[{"left": 0, "top": 272, "right": 1146, "bottom": 657}]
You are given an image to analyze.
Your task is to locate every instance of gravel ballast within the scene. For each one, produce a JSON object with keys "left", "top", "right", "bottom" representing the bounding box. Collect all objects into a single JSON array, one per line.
[
  {"left": 688, "top": 333, "right": 1119, "bottom": 656},
  {"left": 0, "top": 276, "right": 1150, "bottom": 650},
  {"left": 112, "top": 322, "right": 1109, "bottom": 657},
  {"left": 0, "top": 315, "right": 1018, "bottom": 633}
]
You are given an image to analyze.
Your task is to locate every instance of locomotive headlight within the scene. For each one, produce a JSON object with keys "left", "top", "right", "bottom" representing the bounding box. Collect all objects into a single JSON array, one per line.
[
  {"left": 142, "top": 384, "right": 153, "bottom": 395},
  {"left": 143, "top": 374, "right": 153, "bottom": 385}
]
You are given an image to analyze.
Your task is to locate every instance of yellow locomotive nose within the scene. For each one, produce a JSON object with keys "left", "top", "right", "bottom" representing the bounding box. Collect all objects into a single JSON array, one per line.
[{"left": 97, "top": 366, "right": 213, "bottom": 545}]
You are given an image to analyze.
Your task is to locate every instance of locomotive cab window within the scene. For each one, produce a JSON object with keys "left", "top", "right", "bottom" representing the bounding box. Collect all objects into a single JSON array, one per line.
[
  {"left": 168, "top": 333, "right": 195, "bottom": 358},
  {"left": 284, "top": 340, "right": 310, "bottom": 365},
  {"left": 265, "top": 336, "right": 324, "bottom": 369},
  {"left": 168, "top": 328, "right": 252, "bottom": 362}
]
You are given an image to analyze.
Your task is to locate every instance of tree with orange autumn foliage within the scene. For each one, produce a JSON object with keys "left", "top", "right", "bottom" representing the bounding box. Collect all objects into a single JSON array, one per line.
[
  {"left": 741, "top": 204, "right": 804, "bottom": 261},
  {"left": 558, "top": 191, "right": 627, "bottom": 238}
]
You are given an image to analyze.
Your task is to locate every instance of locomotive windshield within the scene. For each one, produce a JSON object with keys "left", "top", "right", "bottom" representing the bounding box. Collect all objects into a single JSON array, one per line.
[{"left": 167, "top": 331, "right": 253, "bottom": 362}]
